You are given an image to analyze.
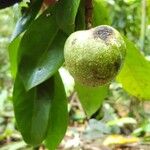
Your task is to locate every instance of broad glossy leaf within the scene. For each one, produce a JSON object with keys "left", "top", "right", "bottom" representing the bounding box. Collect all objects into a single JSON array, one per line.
[
  {"left": 75, "top": 83, "right": 109, "bottom": 117},
  {"left": 19, "top": 31, "right": 67, "bottom": 90},
  {"left": 11, "top": 0, "right": 43, "bottom": 40},
  {"left": 45, "top": 72, "right": 68, "bottom": 150},
  {"left": 117, "top": 38, "right": 150, "bottom": 100},
  {"left": 18, "top": 7, "right": 60, "bottom": 90},
  {"left": 92, "top": 0, "right": 110, "bottom": 26},
  {"left": 55, "top": 0, "right": 80, "bottom": 34},
  {"left": 8, "top": 36, "right": 21, "bottom": 78},
  {"left": 13, "top": 75, "right": 54, "bottom": 145},
  {"left": 9, "top": 0, "right": 43, "bottom": 76}
]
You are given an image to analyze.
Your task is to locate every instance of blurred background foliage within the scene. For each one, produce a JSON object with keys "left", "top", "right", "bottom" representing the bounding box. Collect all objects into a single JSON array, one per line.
[{"left": 0, "top": 0, "right": 150, "bottom": 149}]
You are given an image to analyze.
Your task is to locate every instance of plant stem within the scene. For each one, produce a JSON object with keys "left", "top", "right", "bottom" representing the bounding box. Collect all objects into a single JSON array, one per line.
[
  {"left": 85, "top": 0, "right": 93, "bottom": 29},
  {"left": 140, "top": 0, "right": 146, "bottom": 51}
]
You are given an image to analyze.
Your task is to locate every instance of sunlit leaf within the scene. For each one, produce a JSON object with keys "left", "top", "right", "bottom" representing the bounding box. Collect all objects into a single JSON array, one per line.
[
  {"left": 59, "top": 67, "right": 75, "bottom": 97},
  {"left": 117, "top": 38, "right": 150, "bottom": 100},
  {"left": 92, "top": 0, "right": 110, "bottom": 26},
  {"left": 75, "top": 83, "right": 109, "bottom": 117},
  {"left": 8, "top": 36, "right": 21, "bottom": 78},
  {"left": 103, "top": 135, "right": 140, "bottom": 146},
  {"left": 45, "top": 72, "right": 68, "bottom": 150}
]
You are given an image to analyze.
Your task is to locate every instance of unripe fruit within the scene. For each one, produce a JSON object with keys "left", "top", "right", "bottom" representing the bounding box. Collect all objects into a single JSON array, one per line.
[{"left": 64, "top": 25, "right": 126, "bottom": 87}]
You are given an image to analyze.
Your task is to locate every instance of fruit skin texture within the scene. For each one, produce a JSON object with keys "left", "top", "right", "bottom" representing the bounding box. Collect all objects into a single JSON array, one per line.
[{"left": 64, "top": 25, "right": 126, "bottom": 87}]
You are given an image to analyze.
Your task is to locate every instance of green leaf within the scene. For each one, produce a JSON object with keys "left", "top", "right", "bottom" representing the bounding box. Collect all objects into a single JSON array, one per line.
[
  {"left": 9, "top": 0, "right": 43, "bottom": 77},
  {"left": 11, "top": 0, "right": 43, "bottom": 40},
  {"left": 19, "top": 30, "right": 67, "bottom": 90},
  {"left": 18, "top": 7, "right": 61, "bottom": 90},
  {"left": 13, "top": 75, "right": 54, "bottom": 145},
  {"left": 8, "top": 36, "right": 21, "bottom": 78},
  {"left": 55, "top": 0, "right": 81, "bottom": 34},
  {"left": 117, "top": 38, "right": 150, "bottom": 100},
  {"left": 92, "top": 0, "right": 110, "bottom": 26},
  {"left": 75, "top": 83, "right": 109, "bottom": 117},
  {"left": 75, "top": 0, "right": 85, "bottom": 31},
  {"left": 45, "top": 72, "right": 68, "bottom": 150}
]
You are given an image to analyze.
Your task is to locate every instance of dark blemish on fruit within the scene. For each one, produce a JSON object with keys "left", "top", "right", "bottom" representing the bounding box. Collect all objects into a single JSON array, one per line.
[
  {"left": 72, "top": 38, "right": 77, "bottom": 45},
  {"left": 93, "top": 26, "right": 113, "bottom": 41},
  {"left": 92, "top": 68, "right": 106, "bottom": 81}
]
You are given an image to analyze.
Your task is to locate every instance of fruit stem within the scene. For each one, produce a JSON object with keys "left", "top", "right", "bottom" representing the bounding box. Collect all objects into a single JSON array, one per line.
[{"left": 85, "top": 0, "right": 93, "bottom": 29}]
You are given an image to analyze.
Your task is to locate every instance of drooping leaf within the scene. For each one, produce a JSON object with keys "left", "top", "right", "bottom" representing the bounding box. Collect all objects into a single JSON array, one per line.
[
  {"left": 92, "top": 0, "right": 110, "bottom": 26},
  {"left": 13, "top": 75, "right": 54, "bottom": 145},
  {"left": 117, "top": 38, "right": 150, "bottom": 100},
  {"left": 75, "top": 0, "right": 85, "bottom": 31},
  {"left": 19, "top": 31, "right": 67, "bottom": 90},
  {"left": 9, "top": 0, "right": 43, "bottom": 77},
  {"left": 8, "top": 36, "right": 21, "bottom": 78},
  {"left": 75, "top": 83, "right": 109, "bottom": 117},
  {"left": 45, "top": 72, "right": 68, "bottom": 150},
  {"left": 11, "top": 0, "right": 43, "bottom": 40},
  {"left": 55, "top": 0, "right": 81, "bottom": 34},
  {"left": 18, "top": 7, "right": 60, "bottom": 90}
]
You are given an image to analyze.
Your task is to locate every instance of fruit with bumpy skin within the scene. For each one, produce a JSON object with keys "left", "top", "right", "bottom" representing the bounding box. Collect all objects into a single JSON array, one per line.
[{"left": 64, "top": 25, "right": 126, "bottom": 87}]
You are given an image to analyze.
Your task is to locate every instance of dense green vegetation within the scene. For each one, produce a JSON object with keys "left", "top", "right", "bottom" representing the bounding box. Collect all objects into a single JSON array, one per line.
[{"left": 0, "top": 0, "right": 150, "bottom": 149}]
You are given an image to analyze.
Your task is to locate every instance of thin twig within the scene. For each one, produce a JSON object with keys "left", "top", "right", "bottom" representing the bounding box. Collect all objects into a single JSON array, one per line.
[{"left": 85, "top": 0, "right": 93, "bottom": 29}]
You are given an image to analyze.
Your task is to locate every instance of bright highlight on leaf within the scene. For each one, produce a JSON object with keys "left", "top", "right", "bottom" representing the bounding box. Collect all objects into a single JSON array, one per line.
[
  {"left": 92, "top": 0, "right": 110, "bottom": 26},
  {"left": 8, "top": 36, "right": 21, "bottom": 78},
  {"left": 103, "top": 135, "right": 140, "bottom": 146},
  {"left": 117, "top": 38, "right": 150, "bottom": 100}
]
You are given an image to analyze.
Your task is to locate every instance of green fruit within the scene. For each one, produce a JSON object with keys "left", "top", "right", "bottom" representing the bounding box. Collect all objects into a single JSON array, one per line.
[{"left": 64, "top": 25, "right": 126, "bottom": 87}]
